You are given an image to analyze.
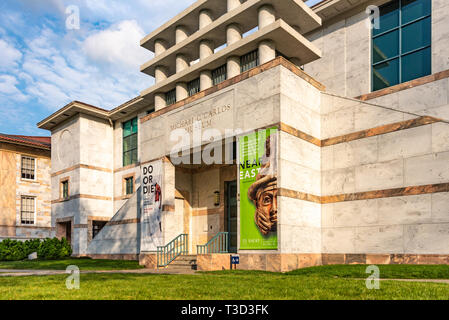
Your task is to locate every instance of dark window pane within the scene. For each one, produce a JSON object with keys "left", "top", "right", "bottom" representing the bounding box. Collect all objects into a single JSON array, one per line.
[
  {"left": 401, "top": 17, "right": 431, "bottom": 54},
  {"left": 123, "top": 121, "right": 132, "bottom": 137},
  {"left": 212, "top": 64, "right": 227, "bottom": 85},
  {"left": 123, "top": 151, "right": 132, "bottom": 167},
  {"left": 165, "top": 89, "right": 176, "bottom": 106},
  {"left": 131, "top": 150, "right": 138, "bottom": 164},
  {"left": 373, "top": 30, "right": 399, "bottom": 63},
  {"left": 127, "top": 178, "right": 134, "bottom": 195},
  {"left": 402, "top": 0, "right": 431, "bottom": 24},
  {"left": 123, "top": 136, "right": 130, "bottom": 152},
  {"left": 373, "top": 58, "right": 400, "bottom": 91},
  {"left": 241, "top": 50, "right": 259, "bottom": 72},
  {"left": 132, "top": 118, "right": 138, "bottom": 133},
  {"left": 401, "top": 47, "right": 431, "bottom": 82},
  {"left": 374, "top": 1, "right": 399, "bottom": 36},
  {"left": 188, "top": 78, "right": 200, "bottom": 96},
  {"left": 123, "top": 118, "right": 137, "bottom": 137}
]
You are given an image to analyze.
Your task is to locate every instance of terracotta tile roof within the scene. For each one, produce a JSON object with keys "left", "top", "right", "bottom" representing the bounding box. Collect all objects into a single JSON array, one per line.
[{"left": 0, "top": 133, "right": 51, "bottom": 150}]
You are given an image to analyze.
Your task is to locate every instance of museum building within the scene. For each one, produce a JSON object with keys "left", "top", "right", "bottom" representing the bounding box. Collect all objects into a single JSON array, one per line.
[{"left": 38, "top": 0, "right": 449, "bottom": 271}]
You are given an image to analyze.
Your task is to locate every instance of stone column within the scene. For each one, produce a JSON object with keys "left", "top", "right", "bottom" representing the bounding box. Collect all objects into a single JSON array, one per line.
[
  {"left": 155, "top": 66, "right": 168, "bottom": 84},
  {"left": 199, "top": 40, "right": 214, "bottom": 60},
  {"left": 176, "top": 53, "right": 189, "bottom": 100},
  {"left": 176, "top": 54, "right": 189, "bottom": 73},
  {"left": 226, "top": 23, "right": 242, "bottom": 46},
  {"left": 199, "top": 9, "right": 213, "bottom": 29},
  {"left": 176, "top": 82, "right": 188, "bottom": 101},
  {"left": 258, "top": 4, "right": 276, "bottom": 29},
  {"left": 200, "top": 70, "right": 213, "bottom": 91},
  {"left": 175, "top": 25, "right": 189, "bottom": 44},
  {"left": 199, "top": 39, "right": 214, "bottom": 91},
  {"left": 227, "top": 0, "right": 242, "bottom": 12},
  {"left": 259, "top": 40, "right": 276, "bottom": 65},
  {"left": 155, "top": 93, "right": 166, "bottom": 111},
  {"left": 226, "top": 23, "right": 242, "bottom": 79},
  {"left": 227, "top": 56, "right": 240, "bottom": 78},
  {"left": 154, "top": 39, "right": 168, "bottom": 57}
]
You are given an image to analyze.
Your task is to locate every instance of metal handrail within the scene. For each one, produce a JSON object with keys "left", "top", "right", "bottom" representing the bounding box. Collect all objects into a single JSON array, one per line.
[
  {"left": 157, "top": 234, "right": 188, "bottom": 268},
  {"left": 197, "top": 232, "right": 229, "bottom": 255}
]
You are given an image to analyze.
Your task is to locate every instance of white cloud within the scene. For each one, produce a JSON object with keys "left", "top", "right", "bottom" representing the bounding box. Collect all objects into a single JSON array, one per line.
[
  {"left": 0, "top": 39, "right": 22, "bottom": 69},
  {"left": 0, "top": 74, "right": 27, "bottom": 101},
  {"left": 83, "top": 20, "right": 151, "bottom": 71},
  {"left": 12, "top": 21, "right": 152, "bottom": 111}
]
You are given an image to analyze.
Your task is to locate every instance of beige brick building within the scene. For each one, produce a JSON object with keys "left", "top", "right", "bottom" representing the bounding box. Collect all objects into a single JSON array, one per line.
[
  {"left": 0, "top": 134, "right": 53, "bottom": 240},
  {"left": 38, "top": 0, "right": 449, "bottom": 271}
]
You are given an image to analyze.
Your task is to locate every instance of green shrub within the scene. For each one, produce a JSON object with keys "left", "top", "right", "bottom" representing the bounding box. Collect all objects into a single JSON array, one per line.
[
  {"left": 0, "top": 239, "right": 28, "bottom": 261},
  {"left": 37, "top": 237, "right": 72, "bottom": 260},
  {"left": 24, "top": 239, "right": 41, "bottom": 255},
  {"left": 0, "top": 237, "right": 72, "bottom": 261}
]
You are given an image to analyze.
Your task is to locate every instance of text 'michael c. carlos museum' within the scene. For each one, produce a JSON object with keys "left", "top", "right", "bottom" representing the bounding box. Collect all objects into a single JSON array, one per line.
[{"left": 38, "top": 0, "right": 449, "bottom": 271}]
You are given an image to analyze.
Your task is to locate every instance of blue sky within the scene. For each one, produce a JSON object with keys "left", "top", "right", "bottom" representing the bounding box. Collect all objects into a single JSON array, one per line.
[{"left": 0, "top": 0, "right": 322, "bottom": 136}]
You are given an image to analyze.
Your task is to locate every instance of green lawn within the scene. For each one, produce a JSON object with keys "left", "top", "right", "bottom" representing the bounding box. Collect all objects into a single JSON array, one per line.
[
  {"left": 0, "top": 265, "right": 448, "bottom": 300},
  {"left": 0, "top": 258, "right": 143, "bottom": 271}
]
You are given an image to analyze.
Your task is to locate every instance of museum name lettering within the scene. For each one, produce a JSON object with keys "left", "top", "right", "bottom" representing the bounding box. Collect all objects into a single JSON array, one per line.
[{"left": 170, "top": 104, "right": 231, "bottom": 131}]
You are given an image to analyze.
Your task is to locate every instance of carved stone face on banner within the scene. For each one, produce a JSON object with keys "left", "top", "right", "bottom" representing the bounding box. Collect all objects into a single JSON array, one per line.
[
  {"left": 247, "top": 135, "right": 278, "bottom": 236},
  {"left": 253, "top": 179, "right": 278, "bottom": 235}
]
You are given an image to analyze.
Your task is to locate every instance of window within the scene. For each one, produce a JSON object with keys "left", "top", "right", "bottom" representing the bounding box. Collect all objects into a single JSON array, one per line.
[
  {"left": 123, "top": 118, "right": 138, "bottom": 167},
  {"left": 241, "top": 50, "right": 259, "bottom": 72},
  {"left": 372, "top": 0, "right": 431, "bottom": 91},
  {"left": 212, "top": 64, "right": 227, "bottom": 85},
  {"left": 165, "top": 88, "right": 176, "bottom": 106},
  {"left": 21, "top": 196, "right": 35, "bottom": 225},
  {"left": 125, "top": 176, "right": 134, "bottom": 195},
  {"left": 187, "top": 78, "right": 200, "bottom": 96},
  {"left": 92, "top": 221, "right": 107, "bottom": 239},
  {"left": 61, "top": 180, "right": 69, "bottom": 199},
  {"left": 21, "top": 156, "right": 36, "bottom": 180}
]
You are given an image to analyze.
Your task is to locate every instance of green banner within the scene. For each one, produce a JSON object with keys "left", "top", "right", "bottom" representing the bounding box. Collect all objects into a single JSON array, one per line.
[{"left": 239, "top": 127, "right": 278, "bottom": 250}]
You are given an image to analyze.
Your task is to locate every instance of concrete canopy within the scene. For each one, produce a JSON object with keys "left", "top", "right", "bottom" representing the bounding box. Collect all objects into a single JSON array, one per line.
[
  {"left": 140, "top": 0, "right": 321, "bottom": 53},
  {"left": 140, "top": 19, "right": 321, "bottom": 100}
]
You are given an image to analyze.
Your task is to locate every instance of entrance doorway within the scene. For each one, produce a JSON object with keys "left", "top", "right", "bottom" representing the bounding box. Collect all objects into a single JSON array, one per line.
[
  {"left": 57, "top": 221, "right": 72, "bottom": 246},
  {"left": 226, "top": 181, "right": 238, "bottom": 253}
]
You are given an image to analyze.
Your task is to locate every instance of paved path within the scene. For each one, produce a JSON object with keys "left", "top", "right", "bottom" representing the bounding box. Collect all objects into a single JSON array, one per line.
[
  {"left": 0, "top": 269, "right": 197, "bottom": 277},
  {"left": 1, "top": 270, "right": 448, "bottom": 282},
  {"left": 378, "top": 278, "right": 449, "bottom": 284}
]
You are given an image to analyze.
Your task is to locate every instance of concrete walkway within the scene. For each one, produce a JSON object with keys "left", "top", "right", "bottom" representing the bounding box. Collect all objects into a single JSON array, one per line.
[
  {"left": 378, "top": 278, "right": 449, "bottom": 284},
  {"left": 0, "top": 268, "right": 198, "bottom": 277}
]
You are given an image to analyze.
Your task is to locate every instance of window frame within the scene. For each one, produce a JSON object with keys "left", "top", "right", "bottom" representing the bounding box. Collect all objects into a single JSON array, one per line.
[
  {"left": 60, "top": 177, "right": 70, "bottom": 200},
  {"left": 21, "top": 156, "right": 37, "bottom": 181},
  {"left": 20, "top": 195, "right": 36, "bottom": 226},
  {"left": 123, "top": 174, "right": 135, "bottom": 196},
  {"left": 371, "top": 0, "right": 432, "bottom": 91},
  {"left": 122, "top": 117, "right": 138, "bottom": 167}
]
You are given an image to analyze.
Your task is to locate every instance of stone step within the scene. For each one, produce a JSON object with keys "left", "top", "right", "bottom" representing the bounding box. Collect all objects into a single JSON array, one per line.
[
  {"left": 170, "top": 260, "right": 196, "bottom": 266},
  {"left": 164, "top": 265, "right": 197, "bottom": 271}
]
